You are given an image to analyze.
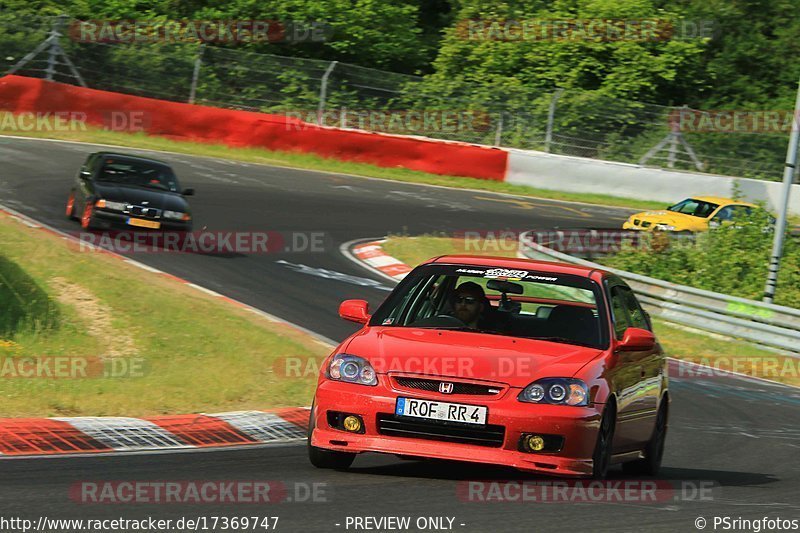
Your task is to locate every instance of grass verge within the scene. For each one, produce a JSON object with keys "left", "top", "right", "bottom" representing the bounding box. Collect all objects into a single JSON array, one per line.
[
  {"left": 0, "top": 212, "right": 329, "bottom": 417},
  {"left": 0, "top": 116, "right": 664, "bottom": 211},
  {"left": 381, "top": 235, "right": 800, "bottom": 387}
]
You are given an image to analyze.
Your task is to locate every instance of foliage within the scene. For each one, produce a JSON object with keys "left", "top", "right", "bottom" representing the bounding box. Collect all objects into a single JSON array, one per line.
[{"left": 602, "top": 213, "right": 800, "bottom": 308}]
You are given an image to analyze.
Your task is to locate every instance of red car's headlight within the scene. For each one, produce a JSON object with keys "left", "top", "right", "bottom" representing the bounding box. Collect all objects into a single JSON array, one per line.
[
  {"left": 327, "top": 353, "right": 377, "bottom": 386},
  {"left": 518, "top": 378, "right": 589, "bottom": 406}
]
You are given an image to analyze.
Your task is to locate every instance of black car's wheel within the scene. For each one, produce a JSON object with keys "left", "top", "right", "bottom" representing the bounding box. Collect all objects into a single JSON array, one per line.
[
  {"left": 307, "top": 405, "right": 355, "bottom": 470},
  {"left": 66, "top": 191, "right": 78, "bottom": 220},
  {"left": 80, "top": 202, "right": 96, "bottom": 230},
  {"left": 622, "top": 400, "right": 668, "bottom": 476},
  {"left": 592, "top": 402, "right": 616, "bottom": 479}
]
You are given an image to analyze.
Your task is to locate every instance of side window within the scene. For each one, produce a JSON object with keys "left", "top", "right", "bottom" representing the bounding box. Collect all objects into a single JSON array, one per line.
[
  {"left": 712, "top": 206, "right": 734, "bottom": 222},
  {"left": 732, "top": 205, "right": 752, "bottom": 219},
  {"left": 620, "top": 287, "right": 650, "bottom": 331},
  {"left": 609, "top": 286, "right": 631, "bottom": 340}
]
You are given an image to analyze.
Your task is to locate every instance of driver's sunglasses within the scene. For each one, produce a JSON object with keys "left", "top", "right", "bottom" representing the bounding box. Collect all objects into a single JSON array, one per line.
[{"left": 454, "top": 296, "right": 479, "bottom": 305}]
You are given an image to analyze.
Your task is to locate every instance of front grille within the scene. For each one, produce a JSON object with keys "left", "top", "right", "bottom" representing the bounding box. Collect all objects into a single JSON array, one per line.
[
  {"left": 377, "top": 414, "right": 505, "bottom": 447},
  {"left": 128, "top": 205, "right": 162, "bottom": 218},
  {"left": 393, "top": 377, "right": 501, "bottom": 396}
]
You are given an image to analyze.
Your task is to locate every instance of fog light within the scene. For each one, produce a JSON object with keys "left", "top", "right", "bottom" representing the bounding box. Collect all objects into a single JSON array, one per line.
[
  {"left": 525, "top": 435, "right": 545, "bottom": 452},
  {"left": 343, "top": 415, "right": 362, "bottom": 432}
]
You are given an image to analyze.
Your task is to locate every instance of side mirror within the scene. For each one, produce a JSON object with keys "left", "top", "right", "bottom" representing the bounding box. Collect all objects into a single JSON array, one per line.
[
  {"left": 182, "top": 188, "right": 195, "bottom": 196},
  {"left": 617, "top": 327, "right": 656, "bottom": 351},
  {"left": 80, "top": 170, "right": 91, "bottom": 179},
  {"left": 339, "top": 299, "right": 370, "bottom": 324}
]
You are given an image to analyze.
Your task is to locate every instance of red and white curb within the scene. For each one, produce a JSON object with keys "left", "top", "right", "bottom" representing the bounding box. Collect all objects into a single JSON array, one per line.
[
  {"left": 0, "top": 408, "right": 309, "bottom": 456},
  {"left": 0, "top": 205, "right": 333, "bottom": 457},
  {"left": 346, "top": 239, "right": 409, "bottom": 282}
]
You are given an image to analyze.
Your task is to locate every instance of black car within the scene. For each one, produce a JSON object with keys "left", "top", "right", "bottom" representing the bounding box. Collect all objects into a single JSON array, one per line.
[{"left": 66, "top": 152, "right": 194, "bottom": 231}]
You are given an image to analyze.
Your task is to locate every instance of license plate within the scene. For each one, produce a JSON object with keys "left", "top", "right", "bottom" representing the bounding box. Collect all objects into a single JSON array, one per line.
[
  {"left": 395, "top": 397, "right": 487, "bottom": 425},
  {"left": 127, "top": 217, "right": 160, "bottom": 229}
]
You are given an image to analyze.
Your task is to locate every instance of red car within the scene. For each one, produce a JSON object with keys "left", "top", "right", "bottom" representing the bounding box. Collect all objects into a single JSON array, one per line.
[{"left": 308, "top": 255, "right": 668, "bottom": 478}]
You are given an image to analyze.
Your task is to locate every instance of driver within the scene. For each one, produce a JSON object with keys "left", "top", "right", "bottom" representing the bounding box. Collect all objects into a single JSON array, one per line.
[{"left": 451, "top": 282, "right": 486, "bottom": 329}]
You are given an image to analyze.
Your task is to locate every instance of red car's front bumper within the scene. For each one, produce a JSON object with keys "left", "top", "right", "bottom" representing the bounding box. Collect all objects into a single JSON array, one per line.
[{"left": 310, "top": 376, "right": 603, "bottom": 477}]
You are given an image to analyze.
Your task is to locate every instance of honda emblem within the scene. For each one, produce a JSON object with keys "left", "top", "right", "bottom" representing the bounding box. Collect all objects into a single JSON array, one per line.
[{"left": 439, "top": 382, "right": 454, "bottom": 394}]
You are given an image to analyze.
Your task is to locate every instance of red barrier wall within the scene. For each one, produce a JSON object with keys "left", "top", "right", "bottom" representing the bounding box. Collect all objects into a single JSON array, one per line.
[{"left": 0, "top": 75, "right": 507, "bottom": 180}]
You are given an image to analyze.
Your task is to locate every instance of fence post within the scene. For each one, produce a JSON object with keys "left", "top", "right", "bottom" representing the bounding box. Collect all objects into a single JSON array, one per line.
[
  {"left": 494, "top": 112, "right": 504, "bottom": 146},
  {"left": 544, "top": 88, "right": 564, "bottom": 153},
  {"left": 44, "top": 16, "right": 67, "bottom": 81},
  {"left": 188, "top": 44, "right": 205, "bottom": 105},
  {"left": 9, "top": 14, "right": 86, "bottom": 87},
  {"left": 317, "top": 60, "right": 338, "bottom": 125}
]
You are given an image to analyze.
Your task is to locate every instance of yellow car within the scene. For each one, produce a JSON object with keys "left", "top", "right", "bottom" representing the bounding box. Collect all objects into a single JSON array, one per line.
[{"left": 623, "top": 196, "right": 760, "bottom": 232}]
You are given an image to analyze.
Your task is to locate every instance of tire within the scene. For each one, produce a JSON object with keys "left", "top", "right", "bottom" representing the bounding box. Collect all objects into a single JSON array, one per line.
[
  {"left": 306, "top": 405, "right": 355, "bottom": 470},
  {"left": 66, "top": 191, "right": 77, "bottom": 220},
  {"left": 622, "top": 399, "right": 668, "bottom": 476},
  {"left": 591, "top": 402, "right": 616, "bottom": 479},
  {"left": 80, "top": 202, "right": 95, "bottom": 230}
]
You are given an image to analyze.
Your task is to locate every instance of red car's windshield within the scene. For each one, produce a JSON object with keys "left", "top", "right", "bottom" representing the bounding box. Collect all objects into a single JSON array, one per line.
[{"left": 370, "top": 264, "right": 609, "bottom": 349}]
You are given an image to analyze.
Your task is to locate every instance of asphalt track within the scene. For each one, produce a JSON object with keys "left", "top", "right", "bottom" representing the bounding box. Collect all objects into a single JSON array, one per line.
[{"left": 1, "top": 136, "right": 799, "bottom": 532}]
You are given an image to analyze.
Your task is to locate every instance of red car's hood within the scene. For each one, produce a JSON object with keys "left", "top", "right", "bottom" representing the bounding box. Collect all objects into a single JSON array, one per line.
[{"left": 342, "top": 327, "right": 603, "bottom": 388}]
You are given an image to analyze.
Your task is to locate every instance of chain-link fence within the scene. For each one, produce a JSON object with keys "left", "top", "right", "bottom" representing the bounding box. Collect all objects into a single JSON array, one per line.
[{"left": 0, "top": 15, "right": 789, "bottom": 181}]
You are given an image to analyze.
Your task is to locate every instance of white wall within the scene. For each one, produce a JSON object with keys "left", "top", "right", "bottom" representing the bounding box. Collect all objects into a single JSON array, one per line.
[{"left": 506, "top": 149, "right": 800, "bottom": 215}]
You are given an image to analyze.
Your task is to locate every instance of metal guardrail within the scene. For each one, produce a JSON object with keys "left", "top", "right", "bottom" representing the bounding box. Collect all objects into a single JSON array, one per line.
[{"left": 518, "top": 230, "right": 800, "bottom": 355}]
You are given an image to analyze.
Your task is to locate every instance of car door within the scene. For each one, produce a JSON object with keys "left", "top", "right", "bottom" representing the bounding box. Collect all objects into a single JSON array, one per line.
[
  {"left": 605, "top": 279, "right": 654, "bottom": 450},
  {"left": 619, "top": 285, "right": 663, "bottom": 414}
]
